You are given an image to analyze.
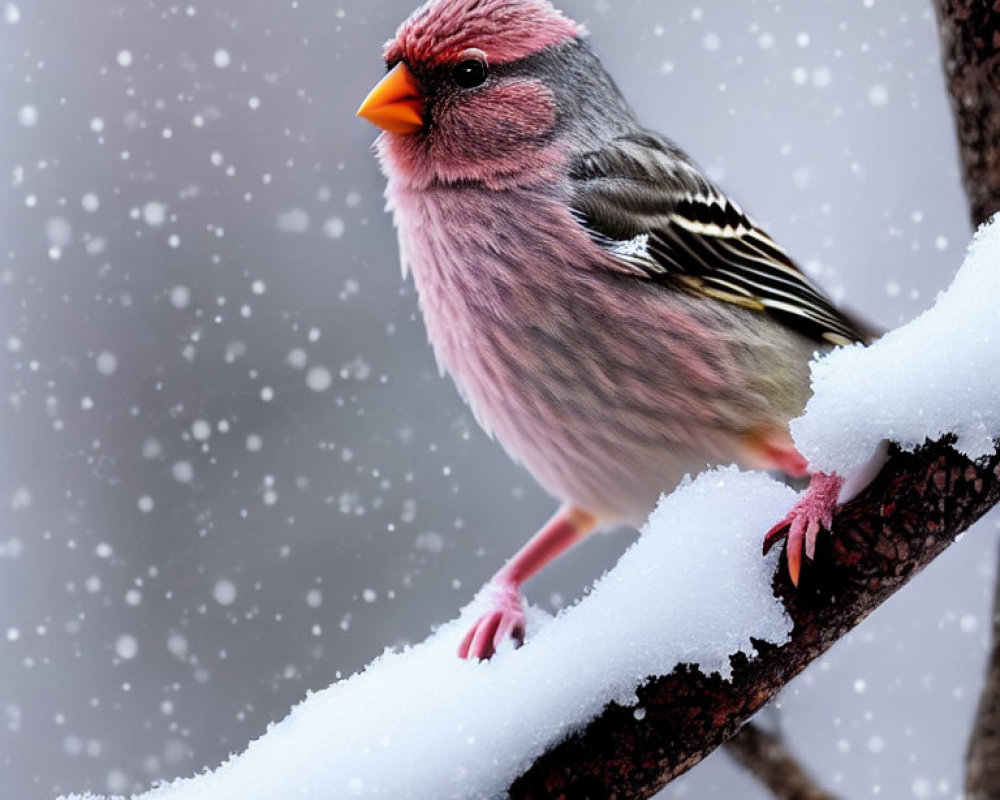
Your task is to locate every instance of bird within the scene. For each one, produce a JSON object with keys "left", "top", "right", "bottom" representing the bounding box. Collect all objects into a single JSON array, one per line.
[{"left": 357, "top": 0, "right": 869, "bottom": 661}]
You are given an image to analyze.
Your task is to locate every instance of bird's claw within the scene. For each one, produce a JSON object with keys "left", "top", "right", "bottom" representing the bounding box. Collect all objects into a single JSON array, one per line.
[
  {"left": 763, "top": 513, "right": 825, "bottom": 586},
  {"left": 457, "top": 581, "right": 526, "bottom": 661},
  {"left": 763, "top": 472, "right": 844, "bottom": 586}
]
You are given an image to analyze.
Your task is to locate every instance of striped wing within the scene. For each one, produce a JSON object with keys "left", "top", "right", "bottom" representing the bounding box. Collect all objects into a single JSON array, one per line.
[{"left": 569, "top": 132, "right": 865, "bottom": 346}]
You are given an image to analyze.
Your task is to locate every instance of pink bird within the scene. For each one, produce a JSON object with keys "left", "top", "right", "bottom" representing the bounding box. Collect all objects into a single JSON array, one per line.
[{"left": 358, "top": 0, "right": 868, "bottom": 661}]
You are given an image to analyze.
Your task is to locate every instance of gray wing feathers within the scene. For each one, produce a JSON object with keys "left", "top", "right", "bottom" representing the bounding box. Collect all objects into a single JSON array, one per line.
[{"left": 569, "top": 132, "right": 865, "bottom": 346}]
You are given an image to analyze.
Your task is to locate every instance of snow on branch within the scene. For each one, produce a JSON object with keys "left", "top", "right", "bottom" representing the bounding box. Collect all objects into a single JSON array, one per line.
[
  {"left": 66, "top": 473, "right": 800, "bottom": 800},
  {"left": 512, "top": 439, "right": 1000, "bottom": 798},
  {"left": 792, "top": 217, "right": 1000, "bottom": 477},
  {"left": 934, "top": 5, "right": 1000, "bottom": 796},
  {"left": 509, "top": 218, "right": 1000, "bottom": 797},
  {"left": 62, "top": 218, "right": 1000, "bottom": 800}
]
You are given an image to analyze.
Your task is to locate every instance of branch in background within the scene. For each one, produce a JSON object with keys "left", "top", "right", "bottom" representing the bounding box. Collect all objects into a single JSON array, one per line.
[
  {"left": 933, "top": 3, "right": 1000, "bottom": 797},
  {"left": 933, "top": 0, "right": 1000, "bottom": 229},
  {"left": 507, "top": 439, "right": 1000, "bottom": 799},
  {"left": 725, "top": 723, "right": 840, "bottom": 800},
  {"left": 967, "top": 545, "right": 1000, "bottom": 800}
]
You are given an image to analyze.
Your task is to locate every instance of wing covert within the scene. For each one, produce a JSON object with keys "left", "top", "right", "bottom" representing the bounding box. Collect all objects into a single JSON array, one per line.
[{"left": 569, "top": 133, "right": 866, "bottom": 346}]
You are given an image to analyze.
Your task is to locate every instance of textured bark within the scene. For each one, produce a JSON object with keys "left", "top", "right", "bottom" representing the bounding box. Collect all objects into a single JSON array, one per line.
[
  {"left": 934, "top": 4, "right": 1000, "bottom": 798},
  {"left": 967, "top": 546, "right": 1000, "bottom": 800},
  {"left": 934, "top": 0, "right": 1000, "bottom": 227},
  {"left": 507, "top": 439, "right": 1000, "bottom": 799},
  {"left": 725, "top": 723, "right": 840, "bottom": 800}
]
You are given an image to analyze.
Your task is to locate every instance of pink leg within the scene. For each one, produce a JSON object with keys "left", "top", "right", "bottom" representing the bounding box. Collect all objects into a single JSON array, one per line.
[
  {"left": 739, "top": 427, "right": 809, "bottom": 479},
  {"left": 763, "top": 471, "right": 844, "bottom": 586},
  {"left": 457, "top": 505, "right": 596, "bottom": 661}
]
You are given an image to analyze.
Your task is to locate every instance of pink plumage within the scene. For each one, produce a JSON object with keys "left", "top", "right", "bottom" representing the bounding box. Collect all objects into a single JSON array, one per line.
[
  {"left": 359, "top": 0, "right": 866, "bottom": 659},
  {"left": 386, "top": 180, "right": 814, "bottom": 523},
  {"left": 385, "top": 0, "right": 581, "bottom": 67}
]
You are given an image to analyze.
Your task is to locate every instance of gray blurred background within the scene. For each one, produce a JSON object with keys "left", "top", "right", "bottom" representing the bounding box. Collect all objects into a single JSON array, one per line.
[{"left": 0, "top": 1, "right": 995, "bottom": 798}]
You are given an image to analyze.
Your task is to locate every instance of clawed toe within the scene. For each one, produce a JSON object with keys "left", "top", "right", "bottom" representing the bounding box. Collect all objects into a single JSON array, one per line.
[
  {"left": 462, "top": 613, "right": 495, "bottom": 660},
  {"left": 786, "top": 515, "right": 808, "bottom": 587},
  {"left": 762, "top": 520, "right": 789, "bottom": 555},
  {"left": 457, "top": 583, "right": 526, "bottom": 661},
  {"left": 457, "top": 610, "right": 525, "bottom": 660},
  {"left": 763, "top": 472, "right": 845, "bottom": 587},
  {"left": 764, "top": 511, "right": 821, "bottom": 587}
]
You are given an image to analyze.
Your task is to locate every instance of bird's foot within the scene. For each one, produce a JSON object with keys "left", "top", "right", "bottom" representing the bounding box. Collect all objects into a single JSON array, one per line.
[
  {"left": 763, "top": 471, "right": 844, "bottom": 586},
  {"left": 457, "top": 579, "right": 526, "bottom": 661}
]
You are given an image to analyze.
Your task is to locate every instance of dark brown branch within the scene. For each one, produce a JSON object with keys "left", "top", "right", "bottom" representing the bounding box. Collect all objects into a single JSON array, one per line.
[
  {"left": 933, "top": 4, "right": 1000, "bottom": 797},
  {"left": 967, "top": 544, "right": 1000, "bottom": 800},
  {"left": 933, "top": 0, "right": 1000, "bottom": 228},
  {"left": 725, "top": 723, "right": 840, "bottom": 800},
  {"left": 507, "top": 439, "right": 1000, "bottom": 799}
]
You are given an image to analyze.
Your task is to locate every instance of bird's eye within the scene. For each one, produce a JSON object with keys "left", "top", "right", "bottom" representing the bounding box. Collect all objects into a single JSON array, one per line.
[{"left": 452, "top": 52, "right": 488, "bottom": 89}]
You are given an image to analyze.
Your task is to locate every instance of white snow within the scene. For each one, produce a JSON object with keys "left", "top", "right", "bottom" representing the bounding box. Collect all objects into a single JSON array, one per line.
[
  {"left": 17, "top": 105, "right": 38, "bottom": 127},
  {"left": 142, "top": 201, "right": 168, "bottom": 227},
  {"left": 793, "top": 213, "right": 1000, "bottom": 476},
  {"left": 305, "top": 365, "right": 333, "bottom": 392},
  {"left": 56, "top": 216, "right": 1000, "bottom": 800},
  {"left": 323, "top": 216, "right": 346, "bottom": 239},
  {"left": 277, "top": 208, "right": 310, "bottom": 233},
  {"left": 95, "top": 352, "right": 118, "bottom": 376},
  {"left": 115, "top": 635, "right": 139, "bottom": 661},
  {"left": 212, "top": 579, "right": 237, "bottom": 607},
  {"left": 168, "top": 286, "right": 191, "bottom": 310},
  {"left": 61, "top": 469, "right": 796, "bottom": 800}
]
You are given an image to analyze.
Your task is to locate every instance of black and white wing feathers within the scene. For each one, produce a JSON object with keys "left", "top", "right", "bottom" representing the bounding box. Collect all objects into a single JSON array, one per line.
[{"left": 569, "top": 132, "right": 866, "bottom": 347}]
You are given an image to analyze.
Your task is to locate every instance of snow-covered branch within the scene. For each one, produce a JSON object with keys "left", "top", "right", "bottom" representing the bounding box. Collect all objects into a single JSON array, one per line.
[
  {"left": 511, "top": 438, "right": 1000, "bottom": 798},
  {"left": 508, "top": 210, "right": 1000, "bottom": 796},
  {"left": 933, "top": 4, "right": 1000, "bottom": 797},
  {"left": 60, "top": 211, "right": 1000, "bottom": 800}
]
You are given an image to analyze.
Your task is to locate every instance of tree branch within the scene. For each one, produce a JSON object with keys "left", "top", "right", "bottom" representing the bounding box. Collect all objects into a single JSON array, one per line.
[
  {"left": 933, "top": 0, "right": 1000, "bottom": 228},
  {"left": 932, "top": 4, "right": 1000, "bottom": 797},
  {"left": 506, "top": 439, "right": 1000, "bottom": 798},
  {"left": 967, "top": 546, "right": 1000, "bottom": 799},
  {"left": 725, "top": 723, "right": 840, "bottom": 800}
]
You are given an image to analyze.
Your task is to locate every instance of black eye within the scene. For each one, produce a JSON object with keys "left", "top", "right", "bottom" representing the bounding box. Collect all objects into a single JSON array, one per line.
[{"left": 452, "top": 57, "right": 488, "bottom": 89}]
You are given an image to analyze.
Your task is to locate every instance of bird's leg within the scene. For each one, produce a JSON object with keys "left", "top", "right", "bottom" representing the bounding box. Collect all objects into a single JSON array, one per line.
[
  {"left": 763, "top": 471, "right": 844, "bottom": 586},
  {"left": 738, "top": 427, "right": 809, "bottom": 479},
  {"left": 457, "top": 504, "right": 596, "bottom": 661}
]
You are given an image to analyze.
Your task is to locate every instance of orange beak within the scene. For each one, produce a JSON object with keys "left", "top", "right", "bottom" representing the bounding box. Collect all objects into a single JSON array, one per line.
[{"left": 357, "top": 62, "right": 424, "bottom": 135}]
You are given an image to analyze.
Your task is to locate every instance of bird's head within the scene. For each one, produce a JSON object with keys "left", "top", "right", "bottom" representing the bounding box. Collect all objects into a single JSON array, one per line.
[{"left": 358, "top": 0, "right": 618, "bottom": 188}]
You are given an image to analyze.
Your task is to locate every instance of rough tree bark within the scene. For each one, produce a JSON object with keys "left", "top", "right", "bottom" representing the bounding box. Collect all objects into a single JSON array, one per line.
[
  {"left": 932, "top": 3, "right": 1000, "bottom": 798},
  {"left": 502, "top": 5, "right": 1000, "bottom": 796},
  {"left": 934, "top": 0, "right": 1000, "bottom": 228},
  {"left": 968, "top": 553, "right": 1000, "bottom": 800},
  {"left": 505, "top": 442, "right": 1000, "bottom": 798}
]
